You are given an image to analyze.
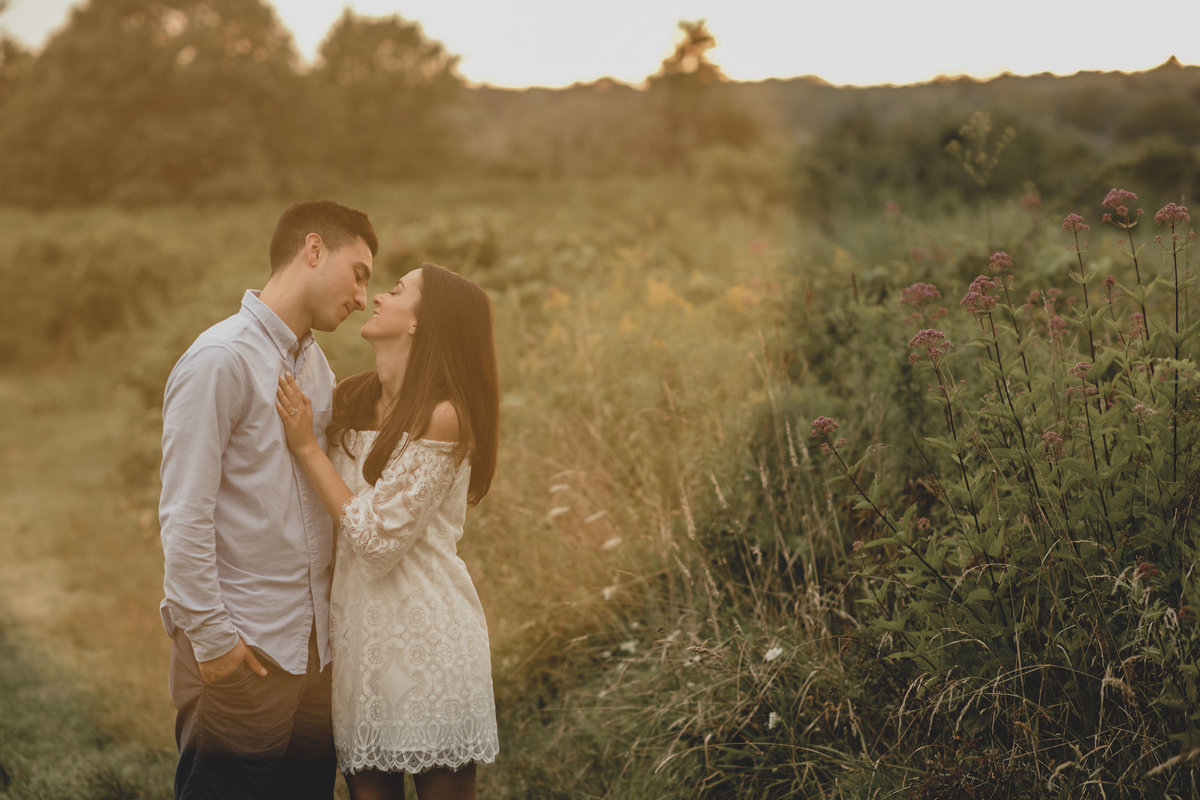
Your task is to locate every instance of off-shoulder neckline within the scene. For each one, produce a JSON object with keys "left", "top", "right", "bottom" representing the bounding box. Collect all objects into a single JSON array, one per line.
[{"left": 350, "top": 429, "right": 459, "bottom": 449}]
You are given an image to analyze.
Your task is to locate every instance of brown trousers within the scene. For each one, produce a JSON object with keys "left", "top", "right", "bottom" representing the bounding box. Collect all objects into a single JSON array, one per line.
[{"left": 169, "top": 628, "right": 335, "bottom": 800}]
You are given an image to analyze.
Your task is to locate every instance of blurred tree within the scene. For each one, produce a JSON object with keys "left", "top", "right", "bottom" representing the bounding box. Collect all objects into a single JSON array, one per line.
[
  {"left": 311, "top": 10, "right": 463, "bottom": 179},
  {"left": 0, "top": 0, "right": 303, "bottom": 206},
  {"left": 0, "top": 35, "right": 32, "bottom": 108},
  {"left": 646, "top": 20, "right": 761, "bottom": 165},
  {"left": 1113, "top": 90, "right": 1200, "bottom": 146}
]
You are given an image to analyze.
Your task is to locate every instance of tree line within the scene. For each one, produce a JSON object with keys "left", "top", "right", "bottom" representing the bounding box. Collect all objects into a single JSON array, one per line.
[
  {"left": 0, "top": 1, "right": 757, "bottom": 207},
  {"left": 2, "top": 0, "right": 1198, "bottom": 209}
]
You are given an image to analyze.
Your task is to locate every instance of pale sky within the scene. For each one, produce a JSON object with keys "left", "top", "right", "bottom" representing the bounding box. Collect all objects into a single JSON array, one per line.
[{"left": 3, "top": 0, "right": 1199, "bottom": 88}]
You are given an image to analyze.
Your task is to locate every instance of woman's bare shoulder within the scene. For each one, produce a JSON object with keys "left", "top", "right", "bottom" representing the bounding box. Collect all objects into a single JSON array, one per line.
[{"left": 423, "top": 401, "right": 461, "bottom": 444}]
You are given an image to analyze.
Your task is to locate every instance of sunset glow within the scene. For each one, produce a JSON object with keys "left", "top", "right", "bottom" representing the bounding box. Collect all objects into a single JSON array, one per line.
[{"left": 3, "top": 0, "right": 1200, "bottom": 88}]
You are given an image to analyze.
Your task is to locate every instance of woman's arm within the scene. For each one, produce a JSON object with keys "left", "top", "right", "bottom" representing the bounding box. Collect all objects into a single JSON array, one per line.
[{"left": 276, "top": 373, "right": 353, "bottom": 520}]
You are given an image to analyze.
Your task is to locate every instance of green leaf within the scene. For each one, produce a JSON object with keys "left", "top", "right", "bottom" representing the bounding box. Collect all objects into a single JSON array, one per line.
[
  {"left": 862, "top": 537, "right": 901, "bottom": 550},
  {"left": 1060, "top": 459, "right": 1098, "bottom": 483},
  {"left": 966, "top": 587, "right": 994, "bottom": 604},
  {"left": 923, "top": 436, "right": 958, "bottom": 455}
]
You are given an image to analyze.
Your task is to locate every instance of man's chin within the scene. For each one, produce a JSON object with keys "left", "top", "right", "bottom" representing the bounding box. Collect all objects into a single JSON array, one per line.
[{"left": 317, "top": 310, "right": 355, "bottom": 333}]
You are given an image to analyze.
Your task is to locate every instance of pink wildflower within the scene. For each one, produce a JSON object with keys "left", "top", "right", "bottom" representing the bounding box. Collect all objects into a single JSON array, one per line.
[
  {"left": 1062, "top": 213, "right": 1090, "bottom": 233},
  {"left": 1103, "top": 275, "right": 1116, "bottom": 289},
  {"left": 1102, "top": 188, "right": 1138, "bottom": 219},
  {"left": 1132, "top": 403, "right": 1157, "bottom": 420},
  {"left": 1154, "top": 202, "right": 1191, "bottom": 226},
  {"left": 852, "top": 540, "right": 864, "bottom": 552},
  {"left": 1130, "top": 312, "right": 1145, "bottom": 337},
  {"left": 901, "top": 282, "right": 942, "bottom": 306},
  {"left": 1042, "top": 431, "right": 1065, "bottom": 464},
  {"left": 908, "top": 329, "right": 952, "bottom": 363},
  {"left": 1135, "top": 561, "right": 1159, "bottom": 581},
  {"left": 989, "top": 251, "right": 1013, "bottom": 273},
  {"left": 810, "top": 416, "right": 839, "bottom": 438},
  {"left": 961, "top": 275, "right": 999, "bottom": 314},
  {"left": 1021, "top": 193, "right": 1041, "bottom": 211},
  {"left": 1101, "top": 212, "right": 1113, "bottom": 224},
  {"left": 1049, "top": 316, "right": 1068, "bottom": 339},
  {"left": 1068, "top": 361, "right": 1091, "bottom": 379}
]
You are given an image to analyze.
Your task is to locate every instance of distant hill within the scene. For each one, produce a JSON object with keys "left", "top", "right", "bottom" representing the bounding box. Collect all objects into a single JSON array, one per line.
[{"left": 450, "top": 57, "right": 1200, "bottom": 207}]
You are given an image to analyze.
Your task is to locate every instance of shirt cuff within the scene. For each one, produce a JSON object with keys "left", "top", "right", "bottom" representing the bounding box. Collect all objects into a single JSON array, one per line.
[{"left": 185, "top": 622, "right": 241, "bottom": 663}]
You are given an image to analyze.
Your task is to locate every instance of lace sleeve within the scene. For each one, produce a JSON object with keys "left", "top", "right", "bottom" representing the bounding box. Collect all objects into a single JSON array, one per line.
[{"left": 339, "top": 440, "right": 462, "bottom": 581}]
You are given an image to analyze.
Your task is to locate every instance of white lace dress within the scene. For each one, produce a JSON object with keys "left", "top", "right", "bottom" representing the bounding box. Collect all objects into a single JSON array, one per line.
[{"left": 328, "top": 429, "right": 499, "bottom": 775}]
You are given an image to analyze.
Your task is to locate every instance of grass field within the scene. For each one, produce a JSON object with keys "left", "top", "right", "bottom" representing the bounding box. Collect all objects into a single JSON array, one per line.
[
  {"left": 0, "top": 173, "right": 796, "bottom": 798},
  {"left": 2, "top": 168, "right": 1198, "bottom": 798}
]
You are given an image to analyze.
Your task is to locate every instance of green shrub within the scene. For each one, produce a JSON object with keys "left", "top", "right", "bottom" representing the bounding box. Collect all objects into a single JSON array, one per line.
[{"left": 806, "top": 190, "right": 1200, "bottom": 796}]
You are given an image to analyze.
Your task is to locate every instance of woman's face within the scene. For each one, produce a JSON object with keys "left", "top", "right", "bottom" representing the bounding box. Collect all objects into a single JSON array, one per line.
[{"left": 361, "top": 267, "right": 422, "bottom": 343}]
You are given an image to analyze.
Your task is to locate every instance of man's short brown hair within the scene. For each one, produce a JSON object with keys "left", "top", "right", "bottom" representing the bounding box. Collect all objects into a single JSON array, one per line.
[{"left": 269, "top": 201, "right": 378, "bottom": 274}]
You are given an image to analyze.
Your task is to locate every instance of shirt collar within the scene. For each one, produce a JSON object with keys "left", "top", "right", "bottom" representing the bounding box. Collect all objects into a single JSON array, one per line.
[{"left": 241, "top": 290, "right": 314, "bottom": 362}]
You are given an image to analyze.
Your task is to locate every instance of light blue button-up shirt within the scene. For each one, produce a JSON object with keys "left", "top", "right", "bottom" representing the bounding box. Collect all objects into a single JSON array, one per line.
[{"left": 159, "top": 290, "right": 335, "bottom": 674}]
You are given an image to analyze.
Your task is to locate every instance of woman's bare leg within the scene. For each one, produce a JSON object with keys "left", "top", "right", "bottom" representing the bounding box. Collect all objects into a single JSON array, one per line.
[
  {"left": 413, "top": 763, "right": 476, "bottom": 800},
  {"left": 346, "top": 768, "right": 407, "bottom": 800}
]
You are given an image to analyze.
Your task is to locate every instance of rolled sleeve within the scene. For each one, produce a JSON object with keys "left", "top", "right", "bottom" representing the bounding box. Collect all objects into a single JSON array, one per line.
[{"left": 159, "top": 344, "right": 248, "bottom": 662}]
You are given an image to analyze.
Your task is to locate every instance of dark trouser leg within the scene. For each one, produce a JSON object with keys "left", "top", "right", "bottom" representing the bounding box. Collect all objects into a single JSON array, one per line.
[
  {"left": 275, "top": 632, "right": 336, "bottom": 800},
  {"left": 169, "top": 629, "right": 333, "bottom": 800}
]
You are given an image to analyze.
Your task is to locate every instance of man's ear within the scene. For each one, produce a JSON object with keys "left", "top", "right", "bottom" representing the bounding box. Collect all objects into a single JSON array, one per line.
[{"left": 305, "top": 233, "right": 325, "bottom": 267}]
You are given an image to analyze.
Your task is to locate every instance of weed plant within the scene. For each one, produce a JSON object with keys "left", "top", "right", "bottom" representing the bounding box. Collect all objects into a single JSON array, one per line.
[{"left": 800, "top": 189, "right": 1198, "bottom": 797}]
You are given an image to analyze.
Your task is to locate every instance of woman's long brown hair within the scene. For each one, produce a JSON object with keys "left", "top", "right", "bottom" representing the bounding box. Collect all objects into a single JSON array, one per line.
[{"left": 327, "top": 263, "right": 499, "bottom": 505}]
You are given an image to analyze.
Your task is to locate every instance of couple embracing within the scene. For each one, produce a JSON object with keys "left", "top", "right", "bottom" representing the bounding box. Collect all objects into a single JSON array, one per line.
[{"left": 158, "top": 201, "right": 499, "bottom": 800}]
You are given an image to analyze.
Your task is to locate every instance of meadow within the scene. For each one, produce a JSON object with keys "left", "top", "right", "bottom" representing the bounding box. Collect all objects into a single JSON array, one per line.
[{"left": 1, "top": 159, "right": 1198, "bottom": 799}]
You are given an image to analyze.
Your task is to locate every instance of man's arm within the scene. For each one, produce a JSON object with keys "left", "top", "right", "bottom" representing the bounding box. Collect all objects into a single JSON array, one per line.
[{"left": 159, "top": 344, "right": 266, "bottom": 680}]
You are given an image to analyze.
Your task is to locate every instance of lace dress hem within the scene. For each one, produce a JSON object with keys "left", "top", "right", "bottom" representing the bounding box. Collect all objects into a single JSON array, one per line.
[{"left": 338, "top": 743, "right": 500, "bottom": 775}]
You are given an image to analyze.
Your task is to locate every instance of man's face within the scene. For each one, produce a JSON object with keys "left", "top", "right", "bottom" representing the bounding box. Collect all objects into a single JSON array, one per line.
[{"left": 311, "top": 236, "right": 373, "bottom": 332}]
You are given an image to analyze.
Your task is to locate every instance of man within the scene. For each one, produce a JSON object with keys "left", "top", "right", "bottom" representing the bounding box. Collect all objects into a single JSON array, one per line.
[{"left": 159, "top": 201, "right": 377, "bottom": 799}]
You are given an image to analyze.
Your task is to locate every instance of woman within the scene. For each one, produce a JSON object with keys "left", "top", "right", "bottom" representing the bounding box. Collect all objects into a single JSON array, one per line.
[{"left": 276, "top": 262, "right": 500, "bottom": 800}]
